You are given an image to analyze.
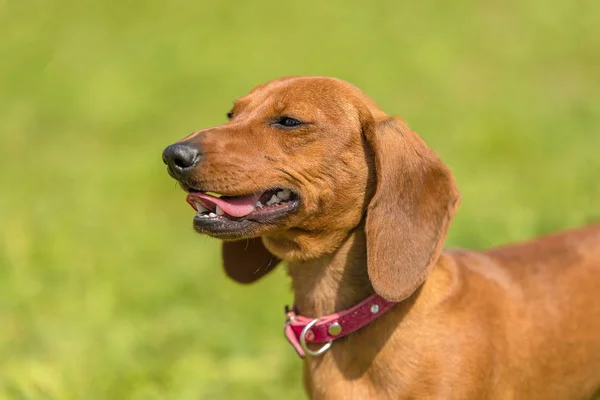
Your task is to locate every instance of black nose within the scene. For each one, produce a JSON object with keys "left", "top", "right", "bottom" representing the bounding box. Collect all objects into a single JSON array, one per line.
[{"left": 162, "top": 142, "right": 201, "bottom": 178}]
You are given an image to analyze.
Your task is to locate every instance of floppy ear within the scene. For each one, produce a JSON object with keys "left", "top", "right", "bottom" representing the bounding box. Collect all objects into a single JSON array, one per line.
[
  {"left": 222, "top": 238, "right": 281, "bottom": 284},
  {"left": 364, "top": 117, "right": 460, "bottom": 301}
]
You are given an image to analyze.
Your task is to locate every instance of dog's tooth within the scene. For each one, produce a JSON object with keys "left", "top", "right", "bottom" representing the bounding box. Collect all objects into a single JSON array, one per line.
[
  {"left": 256, "top": 201, "right": 263, "bottom": 209},
  {"left": 266, "top": 194, "right": 280, "bottom": 205},
  {"left": 276, "top": 189, "right": 291, "bottom": 200},
  {"left": 215, "top": 205, "right": 224, "bottom": 216},
  {"left": 209, "top": 212, "right": 216, "bottom": 217},
  {"left": 195, "top": 202, "right": 209, "bottom": 213}
]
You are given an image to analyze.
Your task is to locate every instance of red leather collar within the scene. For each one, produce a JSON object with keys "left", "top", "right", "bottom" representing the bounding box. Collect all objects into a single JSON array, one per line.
[{"left": 284, "top": 294, "right": 396, "bottom": 358}]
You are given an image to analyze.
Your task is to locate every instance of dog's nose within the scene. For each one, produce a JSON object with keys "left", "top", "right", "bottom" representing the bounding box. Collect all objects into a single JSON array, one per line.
[{"left": 162, "top": 142, "right": 201, "bottom": 178}]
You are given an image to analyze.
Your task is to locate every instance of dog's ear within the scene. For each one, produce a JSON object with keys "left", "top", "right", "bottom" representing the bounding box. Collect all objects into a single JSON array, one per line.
[
  {"left": 363, "top": 117, "right": 460, "bottom": 301},
  {"left": 222, "top": 238, "right": 281, "bottom": 283}
]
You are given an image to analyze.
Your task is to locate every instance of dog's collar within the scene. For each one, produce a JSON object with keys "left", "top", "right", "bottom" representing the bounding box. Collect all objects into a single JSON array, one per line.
[{"left": 284, "top": 294, "right": 396, "bottom": 358}]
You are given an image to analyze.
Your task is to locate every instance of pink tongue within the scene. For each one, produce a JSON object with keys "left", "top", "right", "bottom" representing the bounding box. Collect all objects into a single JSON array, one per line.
[{"left": 187, "top": 192, "right": 261, "bottom": 217}]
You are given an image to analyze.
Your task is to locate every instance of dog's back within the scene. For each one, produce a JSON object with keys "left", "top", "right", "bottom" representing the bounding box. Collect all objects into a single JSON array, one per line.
[{"left": 480, "top": 224, "right": 600, "bottom": 398}]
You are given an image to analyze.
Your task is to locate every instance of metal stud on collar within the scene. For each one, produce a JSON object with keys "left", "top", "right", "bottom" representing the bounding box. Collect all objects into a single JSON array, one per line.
[
  {"left": 328, "top": 322, "right": 342, "bottom": 336},
  {"left": 300, "top": 319, "right": 332, "bottom": 357}
]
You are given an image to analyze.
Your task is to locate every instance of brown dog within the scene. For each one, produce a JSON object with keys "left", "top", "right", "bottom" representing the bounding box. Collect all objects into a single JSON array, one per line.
[{"left": 162, "top": 76, "right": 600, "bottom": 399}]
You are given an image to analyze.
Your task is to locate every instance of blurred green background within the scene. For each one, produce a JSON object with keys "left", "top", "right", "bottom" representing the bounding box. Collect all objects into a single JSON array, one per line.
[{"left": 1, "top": 0, "right": 599, "bottom": 398}]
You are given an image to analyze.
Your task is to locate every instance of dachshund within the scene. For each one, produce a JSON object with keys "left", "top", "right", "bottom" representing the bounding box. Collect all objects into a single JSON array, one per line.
[{"left": 163, "top": 76, "right": 600, "bottom": 399}]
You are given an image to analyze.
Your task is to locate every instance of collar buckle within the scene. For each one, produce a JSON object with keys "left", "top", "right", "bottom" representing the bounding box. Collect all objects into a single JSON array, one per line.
[{"left": 299, "top": 319, "right": 332, "bottom": 357}]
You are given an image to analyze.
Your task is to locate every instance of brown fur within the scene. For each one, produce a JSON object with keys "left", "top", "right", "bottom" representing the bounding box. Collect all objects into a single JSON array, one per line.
[{"left": 165, "top": 76, "right": 600, "bottom": 399}]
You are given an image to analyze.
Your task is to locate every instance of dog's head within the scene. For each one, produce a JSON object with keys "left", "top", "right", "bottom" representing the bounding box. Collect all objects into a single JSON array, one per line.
[{"left": 163, "top": 76, "right": 460, "bottom": 301}]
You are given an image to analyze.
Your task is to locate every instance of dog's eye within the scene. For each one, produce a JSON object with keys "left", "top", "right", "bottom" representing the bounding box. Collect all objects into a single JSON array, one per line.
[{"left": 272, "top": 116, "right": 303, "bottom": 130}]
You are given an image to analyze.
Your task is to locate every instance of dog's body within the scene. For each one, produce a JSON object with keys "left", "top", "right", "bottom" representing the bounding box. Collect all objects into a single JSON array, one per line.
[
  {"left": 291, "top": 224, "right": 600, "bottom": 399},
  {"left": 163, "top": 76, "right": 600, "bottom": 399}
]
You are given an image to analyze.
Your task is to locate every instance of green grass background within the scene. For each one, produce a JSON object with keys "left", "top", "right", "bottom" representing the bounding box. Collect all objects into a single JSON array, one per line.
[{"left": 1, "top": 0, "right": 599, "bottom": 398}]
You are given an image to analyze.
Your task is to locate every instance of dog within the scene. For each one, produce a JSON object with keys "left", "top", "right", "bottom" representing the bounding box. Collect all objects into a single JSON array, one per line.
[{"left": 162, "top": 76, "right": 600, "bottom": 399}]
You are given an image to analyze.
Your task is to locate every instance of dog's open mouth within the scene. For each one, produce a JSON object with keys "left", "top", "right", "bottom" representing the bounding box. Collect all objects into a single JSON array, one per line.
[{"left": 185, "top": 188, "right": 300, "bottom": 234}]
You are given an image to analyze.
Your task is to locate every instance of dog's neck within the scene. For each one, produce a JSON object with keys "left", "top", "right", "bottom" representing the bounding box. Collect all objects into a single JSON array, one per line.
[{"left": 287, "top": 226, "right": 375, "bottom": 317}]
